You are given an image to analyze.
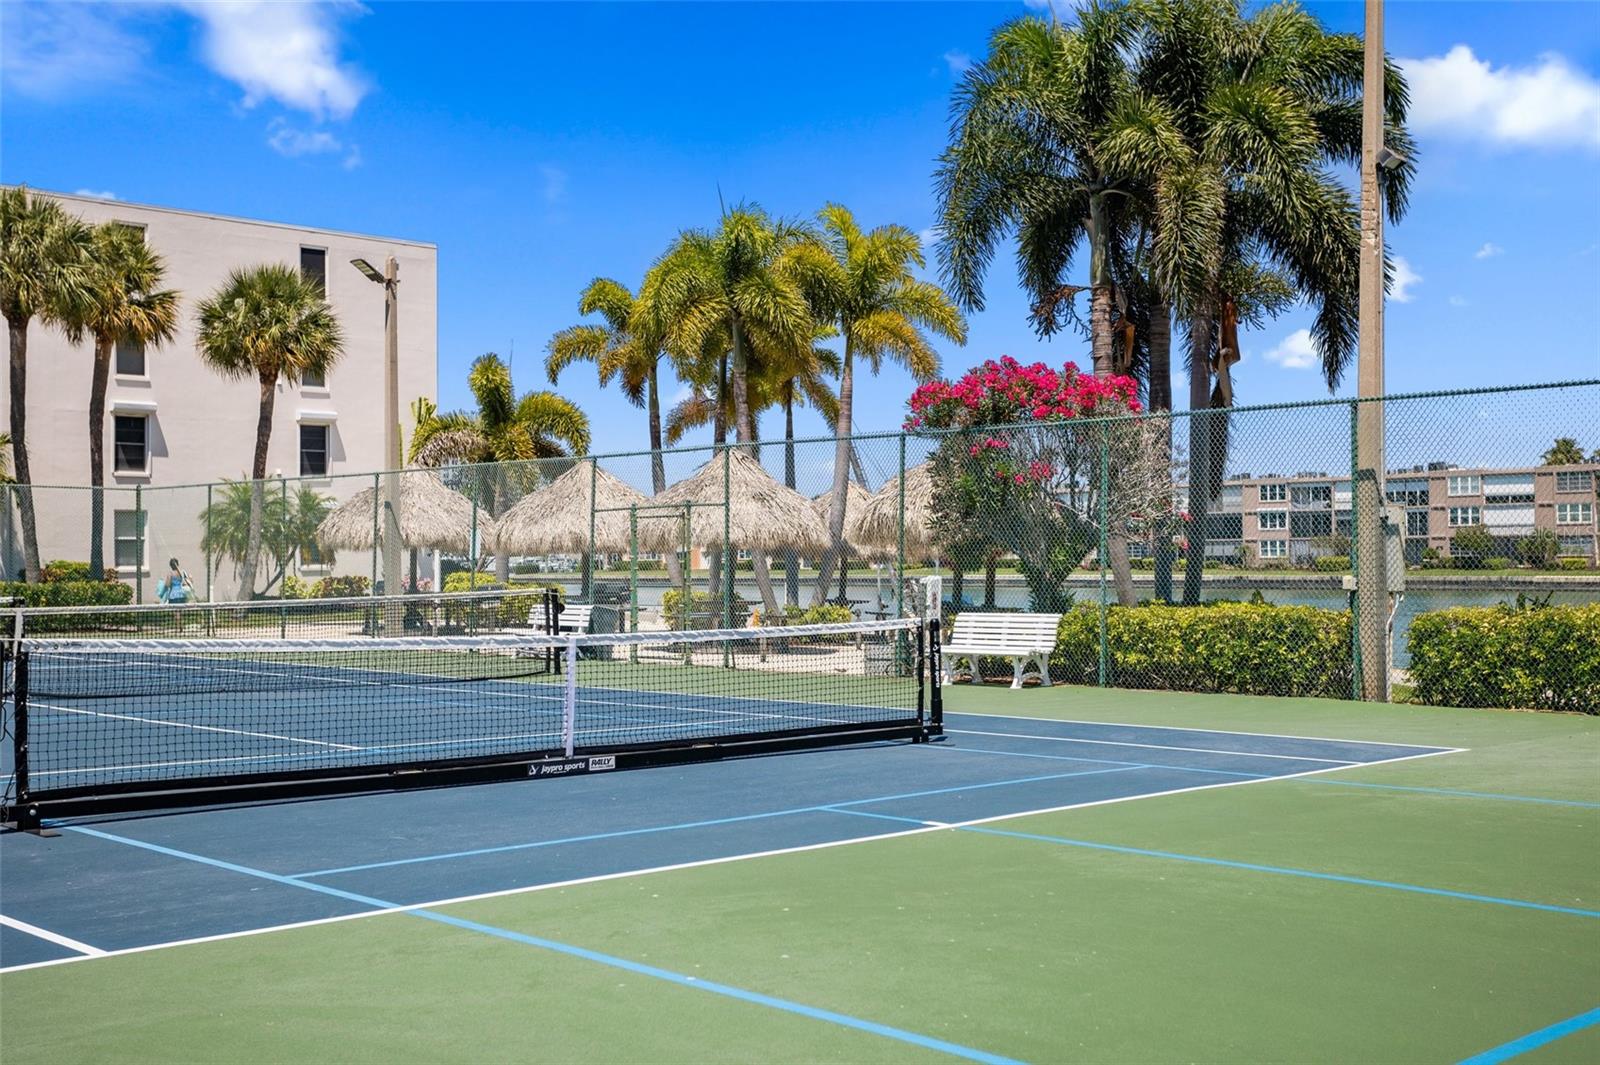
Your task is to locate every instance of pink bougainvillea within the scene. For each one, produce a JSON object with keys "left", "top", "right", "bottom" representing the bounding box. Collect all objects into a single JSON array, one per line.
[{"left": 906, "top": 356, "right": 1140, "bottom": 431}]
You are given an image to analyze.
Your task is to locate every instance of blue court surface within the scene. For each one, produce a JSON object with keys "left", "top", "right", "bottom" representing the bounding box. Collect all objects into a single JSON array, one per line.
[{"left": 0, "top": 712, "right": 1452, "bottom": 972}]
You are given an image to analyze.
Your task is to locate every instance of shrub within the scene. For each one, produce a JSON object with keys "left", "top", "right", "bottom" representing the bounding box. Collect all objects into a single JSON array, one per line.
[
  {"left": 1421, "top": 546, "right": 1441, "bottom": 565},
  {"left": 41, "top": 560, "right": 96, "bottom": 583},
  {"left": 0, "top": 579, "right": 135, "bottom": 631},
  {"left": 280, "top": 574, "right": 315, "bottom": 599},
  {"left": 1451, "top": 524, "right": 1495, "bottom": 566},
  {"left": 1560, "top": 557, "right": 1591, "bottom": 571},
  {"left": 313, "top": 575, "right": 371, "bottom": 599},
  {"left": 1484, "top": 557, "right": 1514, "bottom": 571},
  {"left": 662, "top": 588, "right": 749, "bottom": 629},
  {"left": 1053, "top": 603, "right": 1353, "bottom": 699},
  {"left": 758, "top": 603, "right": 855, "bottom": 626},
  {"left": 1407, "top": 604, "right": 1600, "bottom": 711},
  {"left": 1519, "top": 530, "right": 1560, "bottom": 569},
  {"left": 1130, "top": 557, "right": 1155, "bottom": 570},
  {"left": 442, "top": 572, "right": 495, "bottom": 594},
  {"left": 1313, "top": 555, "right": 1350, "bottom": 572}
]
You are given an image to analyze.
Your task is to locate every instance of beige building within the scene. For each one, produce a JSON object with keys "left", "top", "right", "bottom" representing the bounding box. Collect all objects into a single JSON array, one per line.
[{"left": 1, "top": 189, "right": 437, "bottom": 596}]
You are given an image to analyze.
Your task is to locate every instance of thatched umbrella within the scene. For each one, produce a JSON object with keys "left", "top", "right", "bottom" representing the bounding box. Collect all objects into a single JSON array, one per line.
[
  {"left": 810, "top": 481, "right": 881, "bottom": 559},
  {"left": 644, "top": 448, "right": 829, "bottom": 553},
  {"left": 496, "top": 462, "right": 649, "bottom": 555},
  {"left": 853, "top": 462, "right": 938, "bottom": 559},
  {"left": 316, "top": 470, "right": 497, "bottom": 554}
]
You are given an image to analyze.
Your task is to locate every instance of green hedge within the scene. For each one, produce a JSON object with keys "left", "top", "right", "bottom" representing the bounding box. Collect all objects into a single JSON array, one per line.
[
  {"left": 0, "top": 580, "right": 135, "bottom": 632},
  {"left": 1313, "top": 555, "right": 1350, "bottom": 572},
  {"left": 1052, "top": 603, "right": 1353, "bottom": 699},
  {"left": 1406, "top": 604, "right": 1600, "bottom": 712}
]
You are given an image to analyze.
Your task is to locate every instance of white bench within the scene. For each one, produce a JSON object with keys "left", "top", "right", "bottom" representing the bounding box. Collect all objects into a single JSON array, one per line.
[
  {"left": 941, "top": 612, "right": 1062, "bottom": 689},
  {"left": 530, "top": 602, "right": 595, "bottom": 635}
]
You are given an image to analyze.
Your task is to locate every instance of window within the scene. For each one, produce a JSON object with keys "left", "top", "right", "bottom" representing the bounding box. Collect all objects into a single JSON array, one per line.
[
  {"left": 1259, "top": 540, "right": 1287, "bottom": 559},
  {"left": 1558, "top": 536, "right": 1593, "bottom": 557},
  {"left": 1407, "top": 511, "right": 1429, "bottom": 538},
  {"left": 299, "top": 542, "right": 328, "bottom": 569},
  {"left": 1448, "top": 506, "right": 1481, "bottom": 527},
  {"left": 113, "top": 415, "right": 147, "bottom": 472},
  {"left": 302, "top": 367, "right": 326, "bottom": 389},
  {"left": 299, "top": 423, "right": 329, "bottom": 477},
  {"left": 1386, "top": 482, "right": 1429, "bottom": 507},
  {"left": 113, "top": 509, "right": 145, "bottom": 569},
  {"left": 1447, "top": 475, "right": 1482, "bottom": 497},
  {"left": 115, "top": 337, "right": 146, "bottom": 376},
  {"left": 1555, "top": 471, "right": 1594, "bottom": 493},
  {"left": 1291, "top": 485, "right": 1332, "bottom": 506},
  {"left": 1257, "top": 510, "right": 1287, "bottom": 531},
  {"left": 300, "top": 247, "right": 327, "bottom": 292},
  {"left": 1291, "top": 511, "right": 1332, "bottom": 538},
  {"left": 1259, "top": 484, "right": 1287, "bottom": 503},
  {"left": 1556, "top": 502, "right": 1593, "bottom": 525}
]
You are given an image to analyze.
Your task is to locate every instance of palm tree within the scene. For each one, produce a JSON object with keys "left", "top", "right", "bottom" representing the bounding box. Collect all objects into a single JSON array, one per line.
[
  {"left": 195, "top": 264, "right": 344, "bottom": 598},
  {"left": 793, "top": 204, "right": 966, "bottom": 604},
  {"left": 1, "top": 187, "right": 94, "bottom": 580},
  {"left": 409, "top": 352, "right": 589, "bottom": 582},
  {"left": 546, "top": 278, "right": 685, "bottom": 584},
  {"left": 1543, "top": 438, "right": 1586, "bottom": 466},
  {"left": 74, "top": 222, "right": 180, "bottom": 578}
]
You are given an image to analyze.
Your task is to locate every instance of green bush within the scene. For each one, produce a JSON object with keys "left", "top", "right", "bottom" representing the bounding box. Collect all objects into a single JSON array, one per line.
[
  {"left": 442, "top": 572, "right": 494, "bottom": 594},
  {"left": 1421, "top": 546, "right": 1441, "bottom": 565},
  {"left": 1451, "top": 524, "right": 1495, "bottom": 566},
  {"left": 1130, "top": 557, "right": 1155, "bottom": 570},
  {"left": 41, "top": 560, "right": 98, "bottom": 583},
  {"left": 279, "top": 574, "right": 315, "bottom": 599},
  {"left": 1484, "top": 557, "right": 1514, "bottom": 571},
  {"left": 1407, "top": 604, "right": 1600, "bottom": 711},
  {"left": 0, "top": 579, "right": 135, "bottom": 631},
  {"left": 1313, "top": 555, "right": 1350, "bottom": 572},
  {"left": 662, "top": 588, "right": 749, "bottom": 629},
  {"left": 759, "top": 603, "right": 855, "bottom": 626},
  {"left": 313, "top": 575, "right": 371, "bottom": 599},
  {"left": 1052, "top": 603, "right": 1353, "bottom": 699},
  {"left": 1560, "top": 557, "right": 1591, "bottom": 571},
  {"left": 1519, "top": 530, "right": 1560, "bottom": 568}
]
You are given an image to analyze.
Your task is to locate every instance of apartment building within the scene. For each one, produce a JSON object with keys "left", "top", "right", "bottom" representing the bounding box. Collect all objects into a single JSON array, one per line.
[
  {"left": 0, "top": 189, "right": 437, "bottom": 588},
  {"left": 1178, "top": 462, "right": 1599, "bottom": 566}
]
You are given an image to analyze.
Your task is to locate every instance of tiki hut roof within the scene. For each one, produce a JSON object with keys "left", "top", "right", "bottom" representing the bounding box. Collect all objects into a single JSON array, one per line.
[
  {"left": 316, "top": 470, "right": 497, "bottom": 554},
  {"left": 810, "top": 481, "right": 885, "bottom": 560},
  {"left": 645, "top": 448, "right": 830, "bottom": 553},
  {"left": 495, "top": 462, "right": 650, "bottom": 555},
  {"left": 853, "top": 462, "right": 938, "bottom": 558}
]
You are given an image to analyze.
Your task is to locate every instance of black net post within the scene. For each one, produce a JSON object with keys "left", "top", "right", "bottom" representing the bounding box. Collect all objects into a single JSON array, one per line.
[
  {"left": 928, "top": 618, "right": 943, "bottom": 732},
  {"left": 10, "top": 652, "right": 38, "bottom": 831}
]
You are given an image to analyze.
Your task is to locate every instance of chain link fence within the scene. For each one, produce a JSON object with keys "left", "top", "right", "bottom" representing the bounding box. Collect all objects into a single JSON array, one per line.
[{"left": 4, "top": 380, "right": 1596, "bottom": 710}]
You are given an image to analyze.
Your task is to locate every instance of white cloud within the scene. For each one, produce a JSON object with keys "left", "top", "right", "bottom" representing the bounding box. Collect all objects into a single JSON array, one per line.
[
  {"left": 178, "top": 1, "right": 368, "bottom": 120},
  {"left": 267, "top": 121, "right": 343, "bottom": 157},
  {"left": 342, "top": 145, "right": 364, "bottom": 171},
  {"left": 1400, "top": 45, "right": 1600, "bottom": 151},
  {"left": 539, "top": 165, "right": 568, "bottom": 204},
  {"left": 73, "top": 189, "right": 119, "bottom": 201},
  {"left": 1474, "top": 242, "right": 1503, "bottom": 260},
  {"left": 1264, "top": 329, "right": 1318, "bottom": 370},
  {"left": 1391, "top": 256, "right": 1421, "bottom": 303},
  {"left": 943, "top": 50, "right": 972, "bottom": 75},
  {"left": 918, "top": 227, "right": 938, "bottom": 247},
  {"left": 1449, "top": 295, "right": 1469, "bottom": 307},
  {"left": 1, "top": 3, "right": 146, "bottom": 99}
]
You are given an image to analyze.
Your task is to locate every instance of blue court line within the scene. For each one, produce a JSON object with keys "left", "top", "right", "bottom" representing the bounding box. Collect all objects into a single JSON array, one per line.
[
  {"left": 938, "top": 742, "right": 1277, "bottom": 778},
  {"left": 290, "top": 763, "right": 1147, "bottom": 879},
  {"left": 1457, "top": 1006, "right": 1600, "bottom": 1065},
  {"left": 962, "top": 827, "right": 1600, "bottom": 919},
  {"left": 1304, "top": 780, "right": 1600, "bottom": 809},
  {"left": 822, "top": 807, "right": 942, "bottom": 827},
  {"left": 62, "top": 824, "right": 1020, "bottom": 1065}
]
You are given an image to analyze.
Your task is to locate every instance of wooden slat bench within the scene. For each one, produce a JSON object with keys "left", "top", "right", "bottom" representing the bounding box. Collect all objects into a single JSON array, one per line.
[
  {"left": 529, "top": 602, "right": 595, "bottom": 635},
  {"left": 941, "top": 612, "right": 1062, "bottom": 689}
]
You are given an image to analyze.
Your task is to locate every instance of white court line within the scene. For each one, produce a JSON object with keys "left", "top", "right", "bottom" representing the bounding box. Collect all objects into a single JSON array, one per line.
[
  {"left": 943, "top": 709, "right": 1457, "bottom": 751},
  {"left": 0, "top": 746, "right": 1464, "bottom": 976},
  {"left": 947, "top": 727, "right": 1364, "bottom": 764},
  {"left": 0, "top": 914, "right": 105, "bottom": 957},
  {"left": 30, "top": 703, "right": 364, "bottom": 751}
]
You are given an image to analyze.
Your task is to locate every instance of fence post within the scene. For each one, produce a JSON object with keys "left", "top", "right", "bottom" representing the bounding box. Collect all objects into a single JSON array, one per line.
[
  {"left": 204, "top": 482, "right": 213, "bottom": 606},
  {"left": 896, "top": 433, "right": 907, "bottom": 620},
  {"left": 370, "top": 472, "right": 380, "bottom": 635},
  {"left": 1348, "top": 400, "right": 1363, "bottom": 700},
  {"left": 722, "top": 446, "right": 733, "bottom": 630},
  {"left": 134, "top": 484, "right": 145, "bottom": 610},
  {"left": 585, "top": 458, "right": 598, "bottom": 602},
  {"left": 1097, "top": 421, "right": 1110, "bottom": 688}
]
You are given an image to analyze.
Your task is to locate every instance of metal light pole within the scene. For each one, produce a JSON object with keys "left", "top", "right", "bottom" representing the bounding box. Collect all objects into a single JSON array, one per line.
[
  {"left": 1355, "top": 0, "right": 1388, "bottom": 700},
  {"left": 352, "top": 255, "right": 403, "bottom": 630}
]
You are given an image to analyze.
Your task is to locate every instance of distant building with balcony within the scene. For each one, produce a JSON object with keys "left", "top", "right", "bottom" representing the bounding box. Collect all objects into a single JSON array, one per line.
[{"left": 1175, "top": 462, "right": 1599, "bottom": 566}]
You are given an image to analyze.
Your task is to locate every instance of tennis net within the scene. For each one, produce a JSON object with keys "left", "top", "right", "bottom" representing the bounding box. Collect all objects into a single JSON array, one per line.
[{"left": 2, "top": 617, "right": 939, "bottom": 825}]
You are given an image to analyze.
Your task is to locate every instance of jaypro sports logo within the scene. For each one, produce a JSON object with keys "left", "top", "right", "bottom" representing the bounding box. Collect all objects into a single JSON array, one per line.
[{"left": 529, "top": 755, "right": 617, "bottom": 777}]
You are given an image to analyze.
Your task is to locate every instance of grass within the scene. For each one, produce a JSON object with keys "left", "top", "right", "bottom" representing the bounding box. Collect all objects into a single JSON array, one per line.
[{"left": 2, "top": 686, "right": 1596, "bottom": 1063}]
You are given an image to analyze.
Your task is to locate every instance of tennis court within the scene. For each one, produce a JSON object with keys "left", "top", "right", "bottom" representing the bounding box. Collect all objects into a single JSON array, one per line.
[{"left": 2, "top": 624, "right": 1597, "bottom": 1062}]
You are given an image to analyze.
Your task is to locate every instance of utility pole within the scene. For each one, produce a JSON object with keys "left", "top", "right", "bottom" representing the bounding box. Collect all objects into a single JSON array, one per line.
[
  {"left": 1355, "top": 0, "right": 1388, "bottom": 701},
  {"left": 353, "top": 254, "right": 404, "bottom": 630}
]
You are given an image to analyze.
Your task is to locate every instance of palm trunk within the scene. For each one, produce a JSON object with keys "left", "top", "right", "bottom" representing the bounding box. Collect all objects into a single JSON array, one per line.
[
  {"left": 8, "top": 318, "right": 42, "bottom": 581},
  {"left": 782, "top": 385, "right": 799, "bottom": 607},
  {"left": 1148, "top": 300, "right": 1175, "bottom": 604},
  {"left": 708, "top": 355, "right": 728, "bottom": 601},
  {"left": 1086, "top": 199, "right": 1135, "bottom": 606},
  {"left": 813, "top": 339, "right": 854, "bottom": 605},
  {"left": 1183, "top": 314, "right": 1214, "bottom": 606},
  {"left": 646, "top": 366, "right": 684, "bottom": 587},
  {"left": 728, "top": 319, "right": 778, "bottom": 617},
  {"left": 239, "top": 371, "right": 277, "bottom": 599},
  {"left": 88, "top": 335, "right": 113, "bottom": 579},
  {"left": 984, "top": 552, "right": 998, "bottom": 608}
]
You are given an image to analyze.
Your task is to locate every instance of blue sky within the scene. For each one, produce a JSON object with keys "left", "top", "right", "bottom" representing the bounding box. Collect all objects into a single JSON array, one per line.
[{"left": 3, "top": 0, "right": 1598, "bottom": 458}]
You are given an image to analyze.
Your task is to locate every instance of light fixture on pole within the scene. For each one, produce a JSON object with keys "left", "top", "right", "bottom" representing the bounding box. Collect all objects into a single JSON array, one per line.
[{"left": 352, "top": 254, "right": 404, "bottom": 629}]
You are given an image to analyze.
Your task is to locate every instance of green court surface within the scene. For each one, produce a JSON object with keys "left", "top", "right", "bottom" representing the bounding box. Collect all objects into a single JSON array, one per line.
[{"left": 3, "top": 685, "right": 1597, "bottom": 1064}]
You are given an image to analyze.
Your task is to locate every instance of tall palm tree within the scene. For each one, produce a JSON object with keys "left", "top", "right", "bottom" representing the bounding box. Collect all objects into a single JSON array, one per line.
[
  {"left": 74, "top": 222, "right": 180, "bottom": 577},
  {"left": 792, "top": 204, "right": 966, "bottom": 604},
  {"left": 409, "top": 352, "right": 589, "bottom": 582},
  {"left": 546, "top": 277, "right": 685, "bottom": 584},
  {"left": 1543, "top": 438, "right": 1586, "bottom": 466},
  {"left": 1, "top": 187, "right": 94, "bottom": 580},
  {"left": 195, "top": 264, "right": 344, "bottom": 598}
]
